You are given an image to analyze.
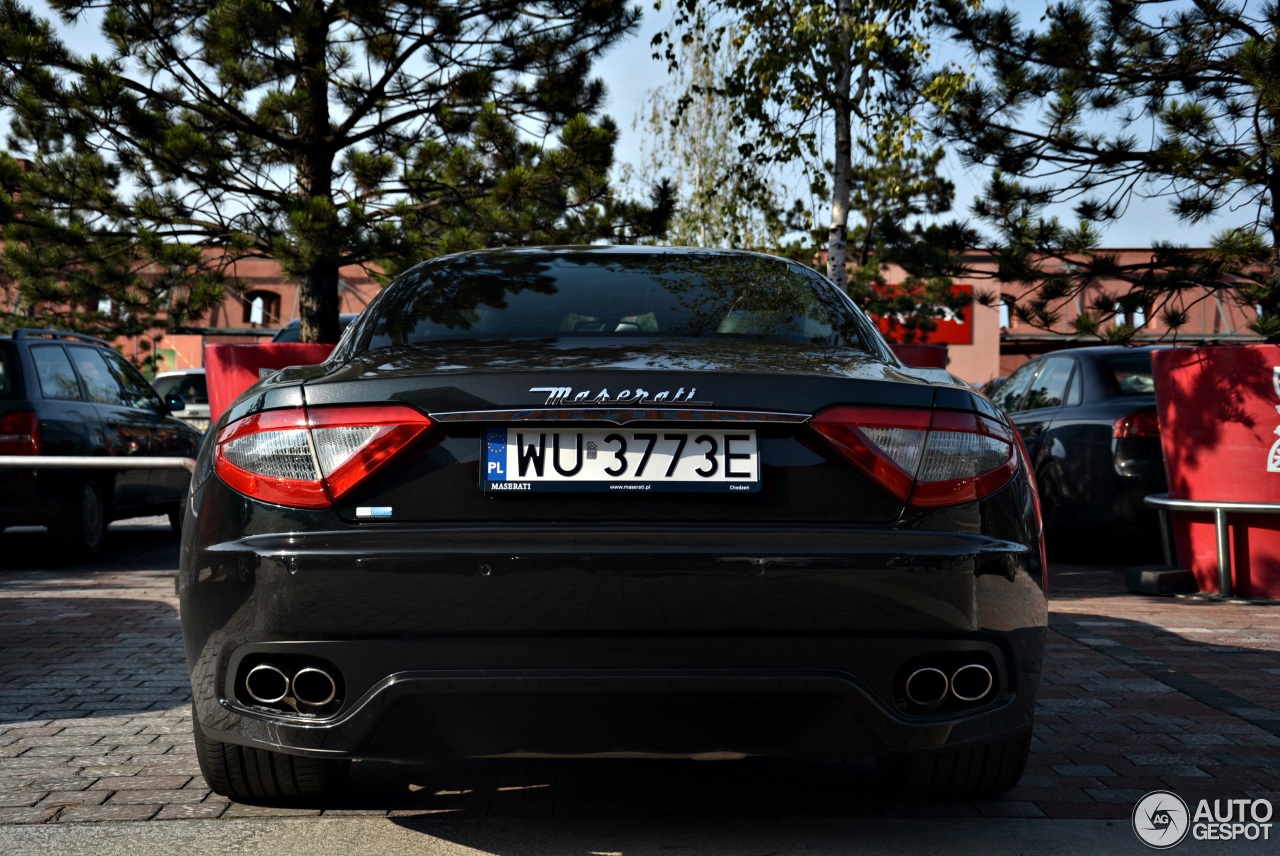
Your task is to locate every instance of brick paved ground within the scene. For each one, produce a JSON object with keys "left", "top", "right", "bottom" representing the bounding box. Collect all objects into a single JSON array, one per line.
[{"left": 0, "top": 521, "right": 1277, "bottom": 824}]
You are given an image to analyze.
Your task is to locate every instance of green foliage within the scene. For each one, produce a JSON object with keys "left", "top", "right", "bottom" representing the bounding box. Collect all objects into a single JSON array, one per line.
[
  {"left": 657, "top": 0, "right": 972, "bottom": 291},
  {"left": 846, "top": 271, "right": 970, "bottom": 345},
  {"left": 628, "top": 26, "right": 791, "bottom": 249},
  {"left": 937, "top": 0, "right": 1280, "bottom": 343},
  {"left": 0, "top": 0, "right": 669, "bottom": 343}
]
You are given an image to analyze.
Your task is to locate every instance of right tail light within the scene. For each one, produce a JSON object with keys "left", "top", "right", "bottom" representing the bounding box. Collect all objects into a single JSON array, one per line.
[
  {"left": 1114, "top": 408, "right": 1160, "bottom": 439},
  {"left": 810, "top": 406, "right": 1019, "bottom": 507}
]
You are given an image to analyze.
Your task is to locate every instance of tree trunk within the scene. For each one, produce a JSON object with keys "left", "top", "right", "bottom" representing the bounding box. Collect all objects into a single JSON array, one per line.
[
  {"left": 827, "top": 0, "right": 855, "bottom": 290},
  {"left": 294, "top": 0, "right": 340, "bottom": 345}
]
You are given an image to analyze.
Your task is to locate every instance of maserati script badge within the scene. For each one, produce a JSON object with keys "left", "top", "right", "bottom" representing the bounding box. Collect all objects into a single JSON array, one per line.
[{"left": 530, "top": 386, "right": 711, "bottom": 406}]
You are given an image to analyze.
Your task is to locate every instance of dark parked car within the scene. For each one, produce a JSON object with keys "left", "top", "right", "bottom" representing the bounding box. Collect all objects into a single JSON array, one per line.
[
  {"left": 979, "top": 376, "right": 1007, "bottom": 398},
  {"left": 270, "top": 313, "right": 360, "bottom": 342},
  {"left": 180, "top": 247, "right": 1047, "bottom": 803},
  {"left": 0, "top": 329, "right": 203, "bottom": 553},
  {"left": 989, "top": 345, "right": 1169, "bottom": 556}
]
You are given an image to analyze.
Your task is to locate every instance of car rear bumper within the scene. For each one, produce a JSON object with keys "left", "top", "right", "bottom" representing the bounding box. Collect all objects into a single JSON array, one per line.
[
  {"left": 181, "top": 493, "right": 1047, "bottom": 762},
  {"left": 191, "top": 632, "right": 1043, "bottom": 762}
]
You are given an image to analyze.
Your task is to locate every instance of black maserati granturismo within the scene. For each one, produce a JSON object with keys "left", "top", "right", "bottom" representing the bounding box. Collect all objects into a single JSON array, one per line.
[{"left": 179, "top": 246, "right": 1047, "bottom": 803}]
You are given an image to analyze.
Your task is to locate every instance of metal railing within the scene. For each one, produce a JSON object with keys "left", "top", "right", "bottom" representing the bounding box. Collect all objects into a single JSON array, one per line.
[
  {"left": 0, "top": 456, "right": 196, "bottom": 473},
  {"left": 1144, "top": 493, "right": 1280, "bottom": 598}
]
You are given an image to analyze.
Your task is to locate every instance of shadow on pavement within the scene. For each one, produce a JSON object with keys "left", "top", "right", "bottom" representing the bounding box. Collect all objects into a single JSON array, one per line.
[
  {"left": 2, "top": 532, "right": 1276, "bottom": 827},
  {"left": 0, "top": 591, "right": 188, "bottom": 724},
  {"left": 358, "top": 755, "right": 905, "bottom": 819},
  {"left": 0, "top": 518, "right": 181, "bottom": 572}
]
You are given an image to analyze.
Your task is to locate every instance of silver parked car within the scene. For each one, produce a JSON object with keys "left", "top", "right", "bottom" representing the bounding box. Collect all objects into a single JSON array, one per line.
[{"left": 151, "top": 369, "right": 210, "bottom": 433}]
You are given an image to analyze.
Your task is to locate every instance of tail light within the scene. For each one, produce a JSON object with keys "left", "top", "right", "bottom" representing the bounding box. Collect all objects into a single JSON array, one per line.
[
  {"left": 0, "top": 410, "right": 41, "bottom": 456},
  {"left": 214, "top": 404, "right": 435, "bottom": 508},
  {"left": 1114, "top": 408, "right": 1160, "bottom": 439},
  {"left": 810, "top": 406, "right": 1019, "bottom": 507}
]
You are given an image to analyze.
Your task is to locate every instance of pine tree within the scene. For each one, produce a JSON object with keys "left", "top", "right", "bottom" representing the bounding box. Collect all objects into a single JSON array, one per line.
[
  {"left": 937, "top": 0, "right": 1280, "bottom": 342},
  {"left": 0, "top": 0, "right": 669, "bottom": 343}
]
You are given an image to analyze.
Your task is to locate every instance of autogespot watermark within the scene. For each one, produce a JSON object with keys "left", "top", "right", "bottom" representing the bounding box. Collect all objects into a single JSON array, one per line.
[{"left": 1133, "top": 790, "right": 1275, "bottom": 848}]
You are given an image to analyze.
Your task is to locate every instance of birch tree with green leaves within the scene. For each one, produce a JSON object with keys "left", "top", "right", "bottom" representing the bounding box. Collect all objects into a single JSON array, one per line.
[
  {"left": 630, "top": 27, "right": 792, "bottom": 249},
  {"left": 656, "top": 0, "right": 973, "bottom": 289}
]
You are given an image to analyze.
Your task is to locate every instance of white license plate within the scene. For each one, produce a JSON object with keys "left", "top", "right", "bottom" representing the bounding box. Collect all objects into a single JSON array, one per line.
[{"left": 482, "top": 428, "right": 760, "bottom": 493}]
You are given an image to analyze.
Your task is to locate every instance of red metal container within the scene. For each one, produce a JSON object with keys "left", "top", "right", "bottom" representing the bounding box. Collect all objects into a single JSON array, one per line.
[
  {"left": 889, "top": 343, "right": 949, "bottom": 369},
  {"left": 205, "top": 343, "right": 335, "bottom": 422},
  {"left": 1152, "top": 344, "right": 1280, "bottom": 598}
]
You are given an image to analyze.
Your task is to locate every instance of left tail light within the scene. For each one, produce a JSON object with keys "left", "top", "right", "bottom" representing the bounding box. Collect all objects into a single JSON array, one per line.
[
  {"left": 810, "top": 406, "right": 1019, "bottom": 507},
  {"left": 0, "top": 410, "right": 41, "bottom": 456},
  {"left": 214, "top": 404, "right": 435, "bottom": 508}
]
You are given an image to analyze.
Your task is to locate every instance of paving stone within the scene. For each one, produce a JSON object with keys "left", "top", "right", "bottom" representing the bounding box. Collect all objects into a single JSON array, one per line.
[
  {"left": 221, "top": 804, "right": 323, "bottom": 818},
  {"left": 37, "top": 790, "right": 111, "bottom": 808},
  {"left": 105, "top": 788, "right": 208, "bottom": 805},
  {"left": 0, "top": 805, "right": 57, "bottom": 824},
  {"left": 1215, "top": 753, "right": 1280, "bottom": 768},
  {"left": 154, "top": 801, "right": 229, "bottom": 820},
  {"left": 975, "top": 801, "right": 1046, "bottom": 818},
  {"left": 1084, "top": 787, "right": 1152, "bottom": 803},
  {"left": 55, "top": 803, "right": 161, "bottom": 822},
  {"left": 76, "top": 764, "right": 147, "bottom": 778},
  {"left": 87, "top": 774, "right": 192, "bottom": 791},
  {"left": 1050, "top": 764, "right": 1118, "bottom": 777}
]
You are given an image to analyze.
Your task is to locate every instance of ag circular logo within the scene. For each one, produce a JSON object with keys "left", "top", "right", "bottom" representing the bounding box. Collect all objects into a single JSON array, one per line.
[{"left": 1134, "top": 790, "right": 1191, "bottom": 848}]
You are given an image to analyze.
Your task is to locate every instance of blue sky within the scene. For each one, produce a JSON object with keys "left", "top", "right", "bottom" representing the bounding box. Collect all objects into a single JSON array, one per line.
[
  {"left": 594, "top": 4, "right": 1229, "bottom": 250},
  {"left": 32, "top": 1, "right": 1232, "bottom": 250}
]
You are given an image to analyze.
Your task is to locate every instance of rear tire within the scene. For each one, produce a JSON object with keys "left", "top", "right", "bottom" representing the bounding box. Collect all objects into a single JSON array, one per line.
[
  {"left": 168, "top": 504, "right": 185, "bottom": 534},
  {"left": 50, "top": 478, "right": 108, "bottom": 555},
  {"left": 192, "top": 708, "right": 350, "bottom": 804},
  {"left": 876, "top": 730, "right": 1031, "bottom": 798}
]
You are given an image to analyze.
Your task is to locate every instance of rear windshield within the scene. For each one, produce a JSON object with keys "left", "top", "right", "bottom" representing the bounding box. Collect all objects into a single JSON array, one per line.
[
  {"left": 1106, "top": 352, "right": 1156, "bottom": 395},
  {"left": 152, "top": 373, "right": 208, "bottom": 405},
  {"left": 364, "top": 250, "right": 872, "bottom": 350}
]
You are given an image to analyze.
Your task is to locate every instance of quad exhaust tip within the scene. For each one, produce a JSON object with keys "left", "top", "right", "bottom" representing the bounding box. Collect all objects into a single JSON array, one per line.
[
  {"left": 902, "top": 661, "right": 996, "bottom": 709},
  {"left": 904, "top": 667, "right": 949, "bottom": 706},
  {"left": 244, "top": 664, "right": 290, "bottom": 705},
  {"left": 950, "top": 663, "right": 994, "bottom": 702},
  {"left": 243, "top": 662, "right": 341, "bottom": 710},
  {"left": 291, "top": 667, "right": 338, "bottom": 707}
]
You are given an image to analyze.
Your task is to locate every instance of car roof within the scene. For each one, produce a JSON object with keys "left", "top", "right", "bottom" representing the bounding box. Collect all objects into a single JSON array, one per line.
[
  {"left": 153, "top": 368, "right": 206, "bottom": 378},
  {"left": 1041, "top": 344, "right": 1171, "bottom": 358},
  {"left": 278, "top": 313, "right": 360, "bottom": 329}
]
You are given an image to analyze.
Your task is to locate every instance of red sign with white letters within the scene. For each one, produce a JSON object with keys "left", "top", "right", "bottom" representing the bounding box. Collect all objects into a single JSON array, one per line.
[{"left": 870, "top": 284, "right": 973, "bottom": 345}]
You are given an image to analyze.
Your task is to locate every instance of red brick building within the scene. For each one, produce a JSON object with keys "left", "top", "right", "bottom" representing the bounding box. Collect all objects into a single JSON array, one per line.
[
  {"left": 141, "top": 257, "right": 385, "bottom": 374},
  {"left": 875, "top": 248, "right": 1263, "bottom": 386}
]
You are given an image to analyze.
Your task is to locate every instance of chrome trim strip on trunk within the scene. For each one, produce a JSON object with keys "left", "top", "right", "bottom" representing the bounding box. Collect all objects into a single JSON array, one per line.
[{"left": 428, "top": 408, "right": 812, "bottom": 426}]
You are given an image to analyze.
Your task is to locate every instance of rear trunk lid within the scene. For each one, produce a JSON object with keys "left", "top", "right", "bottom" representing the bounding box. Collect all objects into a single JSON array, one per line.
[{"left": 300, "top": 338, "right": 956, "bottom": 526}]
